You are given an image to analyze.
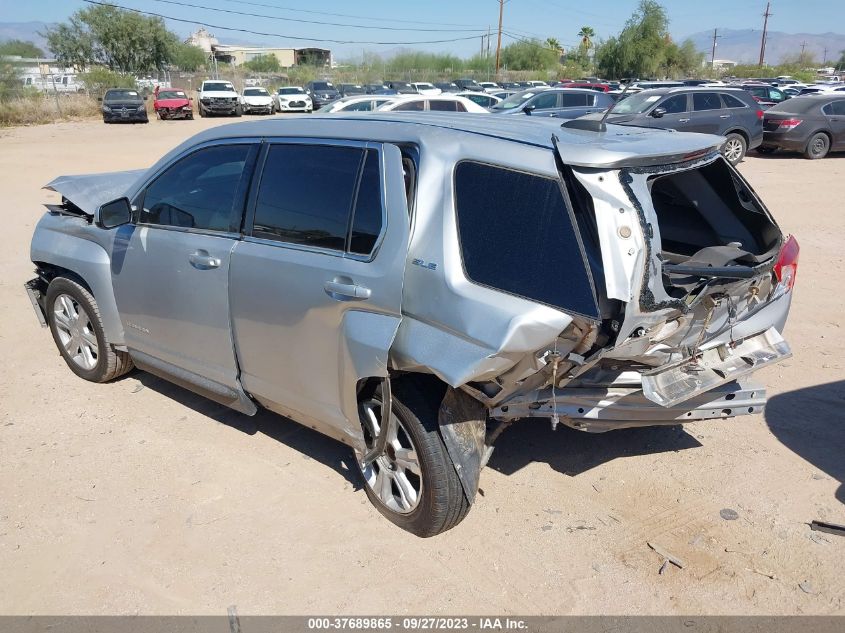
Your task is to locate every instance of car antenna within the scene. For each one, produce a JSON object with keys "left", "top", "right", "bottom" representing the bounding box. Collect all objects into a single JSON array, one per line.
[{"left": 561, "top": 80, "right": 631, "bottom": 133}]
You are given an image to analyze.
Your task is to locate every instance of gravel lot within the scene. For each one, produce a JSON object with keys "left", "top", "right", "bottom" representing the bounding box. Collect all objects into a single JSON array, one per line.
[{"left": 0, "top": 116, "right": 843, "bottom": 615}]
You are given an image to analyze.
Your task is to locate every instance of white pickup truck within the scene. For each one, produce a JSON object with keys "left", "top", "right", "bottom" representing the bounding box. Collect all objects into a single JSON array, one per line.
[{"left": 197, "top": 79, "right": 243, "bottom": 117}]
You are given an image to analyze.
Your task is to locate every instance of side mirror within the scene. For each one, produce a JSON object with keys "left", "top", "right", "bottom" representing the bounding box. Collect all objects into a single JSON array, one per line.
[
  {"left": 651, "top": 107, "right": 667, "bottom": 118},
  {"left": 96, "top": 197, "right": 132, "bottom": 229},
  {"left": 523, "top": 104, "right": 536, "bottom": 115}
]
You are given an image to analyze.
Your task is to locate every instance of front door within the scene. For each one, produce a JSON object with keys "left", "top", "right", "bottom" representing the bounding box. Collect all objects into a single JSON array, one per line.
[
  {"left": 648, "top": 93, "right": 690, "bottom": 130},
  {"left": 112, "top": 142, "right": 257, "bottom": 393},
  {"left": 229, "top": 141, "right": 410, "bottom": 444}
]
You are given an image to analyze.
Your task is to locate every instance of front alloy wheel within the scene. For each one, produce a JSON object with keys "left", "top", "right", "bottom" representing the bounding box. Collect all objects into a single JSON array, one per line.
[{"left": 52, "top": 293, "right": 99, "bottom": 371}]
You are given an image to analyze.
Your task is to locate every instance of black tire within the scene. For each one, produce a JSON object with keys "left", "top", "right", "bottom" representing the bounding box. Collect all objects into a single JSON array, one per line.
[
  {"left": 804, "top": 132, "right": 830, "bottom": 159},
  {"left": 46, "top": 277, "right": 133, "bottom": 383},
  {"left": 198, "top": 104, "right": 205, "bottom": 117},
  {"left": 187, "top": 112, "right": 194, "bottom": 120},
  {"left": 235, "top": 105, "right": 243, "bottom": 117},
  {"left": 354, "top": 378, "right": 469, "bottom": 537},
  {"left": 722, "top": 133, "right": 747, "bottom": 165},
  {"left": 756, "top": 145, "right": 777, "bottom": 154}
]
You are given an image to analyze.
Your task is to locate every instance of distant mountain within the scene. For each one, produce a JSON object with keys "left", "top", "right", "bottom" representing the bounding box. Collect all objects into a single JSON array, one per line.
[
  {"left": 684, "top": 28, "right": 845, "bottom": 65},
  {"left": 0, "top": 22, "right": 53, "bottom": 54}
]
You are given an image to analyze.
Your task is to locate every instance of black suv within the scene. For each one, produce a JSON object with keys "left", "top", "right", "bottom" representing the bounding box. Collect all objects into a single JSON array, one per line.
[
  {"left": 304, "top": 81, "right": 340, "bottom": 108},
  {"left": 599, "top": 87, "right": 764, "bottom": 164}
]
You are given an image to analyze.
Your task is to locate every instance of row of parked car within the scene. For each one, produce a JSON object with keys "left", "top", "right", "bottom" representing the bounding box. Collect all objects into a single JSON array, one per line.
[{"left": 98, "top": 77, "right": 845, "bottom": 161}]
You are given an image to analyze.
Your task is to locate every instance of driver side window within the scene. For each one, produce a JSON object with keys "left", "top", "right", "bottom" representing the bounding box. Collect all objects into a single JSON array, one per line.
[
  {"left": 660, "top": 94, "right": 688, "bottom": 114},
  {"left": 138, "top": 144, "right": 252, "bottom": 232}
]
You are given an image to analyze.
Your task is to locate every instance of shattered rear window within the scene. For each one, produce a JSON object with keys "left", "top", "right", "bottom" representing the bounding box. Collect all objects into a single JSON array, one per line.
[{"left": 454, "top": 161, "right": 599, "bottom": 319}]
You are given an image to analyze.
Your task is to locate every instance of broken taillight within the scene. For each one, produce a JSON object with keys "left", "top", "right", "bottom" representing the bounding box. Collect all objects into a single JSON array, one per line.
[
  {"left": 777, "top": 118, "right": 803, "bottom": 130},
  {"left": 773, "top": 235, "right": 799, "bottom": 293}
]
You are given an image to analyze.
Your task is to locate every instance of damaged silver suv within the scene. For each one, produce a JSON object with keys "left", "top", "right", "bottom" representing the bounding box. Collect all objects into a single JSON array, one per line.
[{"left": 26, "top": 114, "right": 797, "bottom": 536}]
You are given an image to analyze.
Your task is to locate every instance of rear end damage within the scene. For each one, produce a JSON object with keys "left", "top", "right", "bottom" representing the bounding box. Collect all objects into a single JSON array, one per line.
[{"left": 479, "top": 152, "right": 795, "bottom": 432}]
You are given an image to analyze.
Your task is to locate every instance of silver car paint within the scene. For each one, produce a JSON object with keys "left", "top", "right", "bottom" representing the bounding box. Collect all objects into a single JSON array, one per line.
[{"left": 32, "top": 114, "right": 790, "bottom": 448}]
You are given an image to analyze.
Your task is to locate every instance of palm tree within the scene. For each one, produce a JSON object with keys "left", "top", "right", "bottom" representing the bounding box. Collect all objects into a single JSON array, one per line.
[
  {"left": 545, "top": 37, "right": 562, "bottom": 53},
  {"left": 578, "top": 26, "right": 595, "bottom": 51}
]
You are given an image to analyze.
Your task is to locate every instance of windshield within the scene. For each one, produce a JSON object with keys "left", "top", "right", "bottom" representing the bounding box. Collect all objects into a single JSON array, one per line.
[
  {"left": 341, "top": 85, "right": 364, "bottom": 93},
  {"left": 415, "top": 83, "right": 434, "bottom": 89},
  {"left": 105, "top": 90, "right": 140, "bottom": 100},
  {"left": 610, "top": 92, "right": 663, "bottom": 114},
  {"left": 491, "top": 90, "right": 539, "bottom": 110},
  {"left": 244, "top": 88, "right": 268, "bottom": 96},
  {"left": 278, "top": 87, "right": 305, "bottom": 95},
  {"left": 203, "top": 82, "right": 234, "bottom": 92},
  {"left": 312, "top": 82, "right": 334, "bottom": 90},
  {"left": 156, "top": 90, "right": 185, "bottom": 99}
]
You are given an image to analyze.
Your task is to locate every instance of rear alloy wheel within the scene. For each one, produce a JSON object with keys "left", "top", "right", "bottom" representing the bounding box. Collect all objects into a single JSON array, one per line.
[
  {"left": 46, "top": 277, "right": 133, "bottom": 383},
  {"left": 722, "top": 133, "right": 747, "bottom": 165},
  {"left": 804, "top": 132, "right": 830, "bottom": 159},
  {"left": 354, "top": 380, "right": 470, "bottom": 537}
]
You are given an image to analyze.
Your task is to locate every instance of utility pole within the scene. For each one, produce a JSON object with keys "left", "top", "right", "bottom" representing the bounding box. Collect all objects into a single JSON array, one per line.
[
  {"left": 758, "top": 1, "right": 772, "bottom": 67},
  {"left": 495, "top": 0, "right": 504, "bottom": 78},
  {"left": 800, "top": 41, "right": 807, "bottom": 55},
  {"left": 486, "top": 25, "right": 491, "bottom": 58},
  {"left": 823, "top": 47, "right": 828, "bottom": 65},
  {"left": 710, "top": 28, "right": 721, "bottom": 68}
]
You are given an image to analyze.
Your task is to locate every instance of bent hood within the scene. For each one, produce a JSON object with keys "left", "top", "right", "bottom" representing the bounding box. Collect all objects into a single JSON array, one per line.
[
  {"left": 156, "top": 98, "right": 190, "bottom": 108},
  {"left": 44, "top": 170, "right": 145, "bottom": 215}
]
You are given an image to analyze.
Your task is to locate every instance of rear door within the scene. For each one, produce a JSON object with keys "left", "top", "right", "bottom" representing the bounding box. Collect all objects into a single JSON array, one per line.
[
  {"left": 229, "top": 141, "right": 410, "bottom": 442},
  {"left": 686, "top": 92, "right": 724, "bottom": 134},
  {"left": 112, "top": 141, "right": 258, "bottom": 395}
]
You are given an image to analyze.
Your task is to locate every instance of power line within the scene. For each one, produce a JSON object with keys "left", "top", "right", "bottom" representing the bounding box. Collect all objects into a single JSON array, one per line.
[
  {"left": 147, "top": 0, "right": 486, "bottom": 32},
  {"left": 81, "top": 0, "right": 485, "bottom": 45},
  {"left": 218, "top": 0, "right": 480, "bottom": 29}
]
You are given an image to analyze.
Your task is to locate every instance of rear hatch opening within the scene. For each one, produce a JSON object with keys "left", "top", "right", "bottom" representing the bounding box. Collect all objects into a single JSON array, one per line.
[{"left": 648, "top": 158, "right": 782, "bottom": 298}]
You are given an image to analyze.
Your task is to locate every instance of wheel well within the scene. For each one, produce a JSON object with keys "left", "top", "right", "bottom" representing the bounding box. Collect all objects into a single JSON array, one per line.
[
  {"left": 33, "top": 262, "right": 93, "bottom": 295},
  {"left": 356, "top": 373, "right": 448, "bottom": 405},
  {"left": 808, "top": 130, "right": 832, "bottom": 144},
  {"left": 725, "top": 129, "right": 749, "bottom": 145}
]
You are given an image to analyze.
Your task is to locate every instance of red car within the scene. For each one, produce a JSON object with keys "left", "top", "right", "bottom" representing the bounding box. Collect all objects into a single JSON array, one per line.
[
  {"left": 560, "top": 82, "right": 611, "bottom": 92},
  {"left": 153, "top": 87, "right": 193, "bottom": 120}
]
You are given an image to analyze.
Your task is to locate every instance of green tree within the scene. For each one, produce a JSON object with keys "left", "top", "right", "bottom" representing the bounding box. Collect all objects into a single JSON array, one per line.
[
  {"left": 243, "top": 53, "right": 281, "bottom": 73},
  {"left": 0, "top": 39, "right": 45, "bottom": 58},
  {"left": 78, "top": 67, "right": 136, "bottom": 95},
  {"left": 595, "top": 0, "right": 671, "bottom": 78},
  {"left": 170, "top": 42, "right": 207, "bottom": 71},
  {"left": 545, "top": 37, "right": 562, "bottom": 53},
  {"left": 500, "top": 39, "right": 559, "bottom": 71},
  {"left": 44, "top": 4, "right": 177, "bottom": 72}
]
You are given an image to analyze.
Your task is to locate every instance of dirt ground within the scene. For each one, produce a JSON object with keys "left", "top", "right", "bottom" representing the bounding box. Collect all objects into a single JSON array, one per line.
[{"left": 0, "top": 116, "right": 842, "bottom": 616}]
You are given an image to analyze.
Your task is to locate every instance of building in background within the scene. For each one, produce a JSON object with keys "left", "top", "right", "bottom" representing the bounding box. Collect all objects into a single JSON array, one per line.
[{"left": 186, "top": 29, "right": 331, "bottom": 68}]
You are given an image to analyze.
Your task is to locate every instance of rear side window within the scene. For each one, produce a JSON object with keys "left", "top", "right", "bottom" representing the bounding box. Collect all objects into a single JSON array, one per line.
[
  {"left": 559, "top": 93, "right": 588, "bottom": 107},
  {"left": 830, "top": 100, "right": 845, "bottom": 115},
  {"left": 429, "top": 100, "right": 458, "bottom": 111},
  {"left": 251, "top": 145, "right": 383, "bottom": 256},
  {"left": 693, "top": 92, "right": 721, "bottom": 111},
  {"left": 721, "top": 93, "right": 747, "bottom": 108},
  {"left": 454, "top": 162, "right": 598, "bottom": 318},
  {"left": 252, "top": 145, "right": 361, "bottom": 251}
]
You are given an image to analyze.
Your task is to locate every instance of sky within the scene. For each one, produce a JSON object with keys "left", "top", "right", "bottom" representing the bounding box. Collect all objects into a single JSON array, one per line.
[{"left": 1, "top": 0, "right": 841, "bottom": 59}]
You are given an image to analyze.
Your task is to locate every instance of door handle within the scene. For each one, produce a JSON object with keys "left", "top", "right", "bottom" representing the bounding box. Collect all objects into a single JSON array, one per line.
[
  {"left": 324, "top": 279, "right": 371, "bottom": 301},
  {"left": 189, "top": 250, "right": 221, "bottom": 269},
  {"left": 679, "top": 118, "right": 690, "bottom": 122},
  {"left": 720, "top": 114, "right": 731, "bottom": 118}
]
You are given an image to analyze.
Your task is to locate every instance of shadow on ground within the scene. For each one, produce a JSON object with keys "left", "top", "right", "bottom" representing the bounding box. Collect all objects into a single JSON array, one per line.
[
  {"left": 132, "top": 373, "right": 706, "bottom": 488},
  {"left": 765, "top": 380, "right": 845, "bottom": 504},
  {"left": 487, "top": 419, "right": 701, "bottom": 477},
  {"left": 134, "top": 372, "right": 362, "bottom": 489}
]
